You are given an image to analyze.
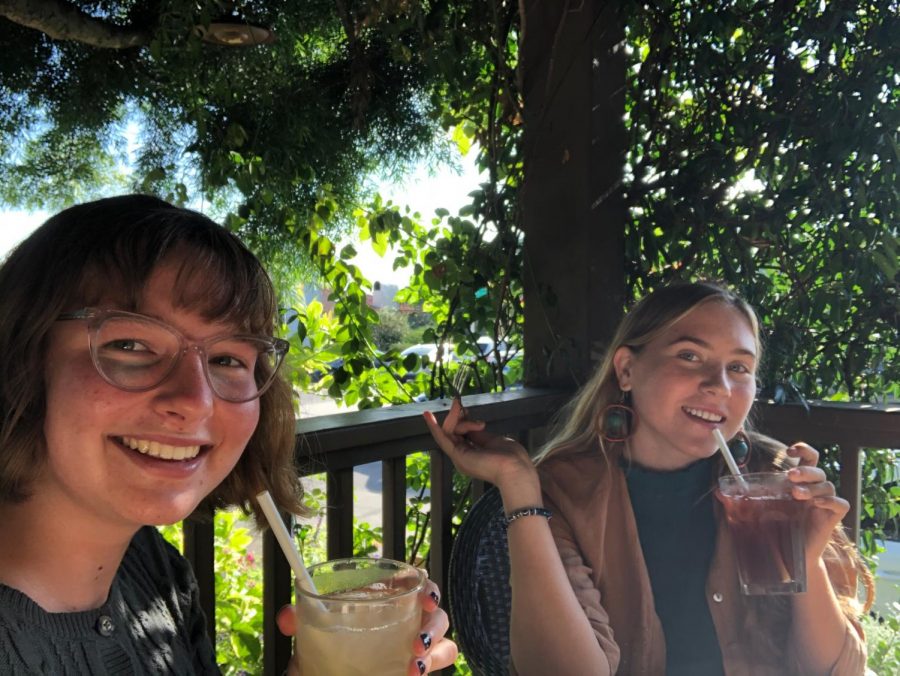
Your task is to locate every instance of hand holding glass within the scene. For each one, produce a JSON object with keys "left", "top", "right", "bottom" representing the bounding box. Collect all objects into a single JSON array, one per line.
[
  {"left": 719, "top": 472, "right": 809, "bottom": 595},
  {"left": 295, "top": 558, "right": 425, "bottom": 676}
]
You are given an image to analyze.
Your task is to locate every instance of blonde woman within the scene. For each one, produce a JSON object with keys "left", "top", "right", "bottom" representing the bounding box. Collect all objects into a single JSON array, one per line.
[{"left": 426, "top": 281, "right": 871, "bottom": 676}]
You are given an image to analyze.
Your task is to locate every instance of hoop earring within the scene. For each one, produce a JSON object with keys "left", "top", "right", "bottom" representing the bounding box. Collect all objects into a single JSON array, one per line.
[
  {"left": 600, "top": 391, "right": 636, "bottom": 442},
  {"left": 728, "top": 429, "right": 751, "bottom": 468}
]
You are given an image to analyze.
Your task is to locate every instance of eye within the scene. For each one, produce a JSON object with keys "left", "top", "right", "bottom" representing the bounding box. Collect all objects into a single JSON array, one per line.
[
  {"left": 101, "top": 339, "right": 153, "bottom": 354},
  {"left": 96, "top": 338, "right": 163, "bottom": 367},
  {"left": 209, "top": 354, "right": 250, "bottom": 370},
  {"left": 677, "top": 350, "right": 700, "bottom": 362},
  {"left": 728, "top": 362, "right": 753, "bottom": 375}
]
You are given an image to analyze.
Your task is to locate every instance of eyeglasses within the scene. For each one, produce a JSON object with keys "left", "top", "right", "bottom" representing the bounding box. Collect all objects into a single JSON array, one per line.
[{"left": 57, "top": 308, "right": 290, "bottom": 403}]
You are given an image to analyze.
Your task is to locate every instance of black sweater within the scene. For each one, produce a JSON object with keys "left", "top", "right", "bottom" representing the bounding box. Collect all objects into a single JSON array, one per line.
[{"left": 0, "top": 526, "right": 219, "bottom": 675}]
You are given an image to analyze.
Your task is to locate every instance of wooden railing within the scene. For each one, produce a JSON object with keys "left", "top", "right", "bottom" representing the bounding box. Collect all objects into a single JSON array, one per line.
[{"left": 183, "top": 389, "right": 899, "bottom": 675}]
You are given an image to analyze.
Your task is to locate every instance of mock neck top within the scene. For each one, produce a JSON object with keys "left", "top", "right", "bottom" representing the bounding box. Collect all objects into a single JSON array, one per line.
[{"left": 624, "top": 455, "right": 724, "bottom": 675}]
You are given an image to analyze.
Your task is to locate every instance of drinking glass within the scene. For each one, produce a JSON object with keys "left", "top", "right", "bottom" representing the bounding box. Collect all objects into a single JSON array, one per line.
[
  {"left": 719, "top": 472, "right": 809, "bottom": 595},
  {"left": 295, "top": 557, "right": 425, "bottom": 675}
]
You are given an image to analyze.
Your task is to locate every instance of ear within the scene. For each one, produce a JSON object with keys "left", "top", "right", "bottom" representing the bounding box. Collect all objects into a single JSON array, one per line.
[{"left": 612, "top": 346, "right": 635, "bottom": 391}]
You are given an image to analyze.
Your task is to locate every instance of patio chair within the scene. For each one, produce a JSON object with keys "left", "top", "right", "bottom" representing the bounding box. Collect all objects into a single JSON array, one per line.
[{"left": 448, "top": 486, "right": 512, "bottom": 675}]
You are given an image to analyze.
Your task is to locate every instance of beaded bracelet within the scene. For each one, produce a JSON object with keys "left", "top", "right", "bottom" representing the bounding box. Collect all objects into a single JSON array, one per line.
[{"left": 503, "top": 506, "right": 552, "bottom": 529}]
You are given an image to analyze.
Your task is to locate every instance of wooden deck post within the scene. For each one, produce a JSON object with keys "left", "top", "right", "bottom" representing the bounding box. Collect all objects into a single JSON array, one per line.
[
  {"left": 521, "top": 0, "right": 627, "bottom": 388},
  {"left": 183, "top": 515, "right": 215, "bottom": 646},
  {"left": 838, "top": 445, "right": 863, "bottom": 544},
  {"left": 263, "top": 527, "right": 294, "bottom": 676}
]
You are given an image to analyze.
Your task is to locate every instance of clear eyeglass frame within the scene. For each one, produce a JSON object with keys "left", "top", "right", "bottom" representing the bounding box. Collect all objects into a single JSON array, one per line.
[{"left": 57, "top": 307, "right": 289, "bottom": 403}]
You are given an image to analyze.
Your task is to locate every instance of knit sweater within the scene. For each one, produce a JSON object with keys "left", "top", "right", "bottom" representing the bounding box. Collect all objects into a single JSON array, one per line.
[{"left": 0, "top": 526, "right": 220, "bottom": 675}]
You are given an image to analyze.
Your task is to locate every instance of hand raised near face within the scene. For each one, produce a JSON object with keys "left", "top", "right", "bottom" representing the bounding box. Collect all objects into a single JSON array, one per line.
[{"left": 423, "top": 398, "right": 538, "bottom": 494}]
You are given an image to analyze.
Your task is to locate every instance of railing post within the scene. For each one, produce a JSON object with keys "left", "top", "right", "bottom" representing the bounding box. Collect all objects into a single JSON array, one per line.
[
  {"left": 428, "top": 450, "right": 455, "bottom": 676},
  {"left": 183, "top": 516, "right": 216, "bottom": 647},
  {"left": 383, "top": 456, "right": 408, "bottom": 561},
  {"left": 838, "top": 445, "right": 862, "bottom": 544},
  {"left": 263, "top": 527, "right": 294, "bottom": 676},
  {"left": 429, "top": 449, "right": 455, "bottom": 676},
  {"left": 429, "top": 449, "right": 454, "bottom": 595},
  {"left": 327, "top": 467, "right": 355, "bottom": 558}
]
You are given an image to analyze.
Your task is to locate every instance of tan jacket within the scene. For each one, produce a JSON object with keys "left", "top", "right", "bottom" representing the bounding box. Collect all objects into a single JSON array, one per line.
[{"left": 527, "top": 450, "right": 866, "bottom": 676}]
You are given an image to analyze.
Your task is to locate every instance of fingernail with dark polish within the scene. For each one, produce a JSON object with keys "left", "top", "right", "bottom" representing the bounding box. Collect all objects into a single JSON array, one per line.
[
  {"left": 429, "top": 590, "right": 440, "bottom": 605},
  {"left": 416, "top": 659, "right": 427, "bottom": 674},
  {"left": 420, "top": 632, "right": 432, "bottom": 649}
]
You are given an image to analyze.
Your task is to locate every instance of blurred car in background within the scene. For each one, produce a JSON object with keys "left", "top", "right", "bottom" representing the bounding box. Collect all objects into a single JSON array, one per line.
[
  {"left": 400, "top": 343, "right": 452, "bottom": 363},
  {"left": 475, "top": 336, "right": 519, "bottom": 364}
]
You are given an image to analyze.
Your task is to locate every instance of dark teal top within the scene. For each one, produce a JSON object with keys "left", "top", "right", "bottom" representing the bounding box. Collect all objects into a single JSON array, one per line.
[{"left": 624, "top": 455, "right": 725, "bottom": 676}]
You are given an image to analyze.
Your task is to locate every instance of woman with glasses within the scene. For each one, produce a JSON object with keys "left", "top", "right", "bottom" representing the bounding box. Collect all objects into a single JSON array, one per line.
[{"left": 0, "top": 195, "right": 455, "bottom": 675}]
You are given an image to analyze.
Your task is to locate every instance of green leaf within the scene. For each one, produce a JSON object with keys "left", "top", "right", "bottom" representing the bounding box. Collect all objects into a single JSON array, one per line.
[
  {"left": 372, "top": 231, "right": 389, "bottom": 256},
  {"left": 872, "top": 252, "right": 897, "bottom": 279}
]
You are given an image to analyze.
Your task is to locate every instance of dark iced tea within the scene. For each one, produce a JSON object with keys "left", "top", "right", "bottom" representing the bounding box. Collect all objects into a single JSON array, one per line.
[{"left": 718, "top": 473, "right": 809, "bottom": 595}]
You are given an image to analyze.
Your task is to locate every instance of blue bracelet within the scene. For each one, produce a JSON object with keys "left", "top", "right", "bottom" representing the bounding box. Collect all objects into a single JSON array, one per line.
[{"left": 503, "top": 506, "right": 552, "bottom": 528}]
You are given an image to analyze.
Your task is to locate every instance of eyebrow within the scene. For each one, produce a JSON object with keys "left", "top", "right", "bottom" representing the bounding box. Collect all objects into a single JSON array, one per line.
[{"left": 667, "top": 335, "right": 757, "bottom": 359}]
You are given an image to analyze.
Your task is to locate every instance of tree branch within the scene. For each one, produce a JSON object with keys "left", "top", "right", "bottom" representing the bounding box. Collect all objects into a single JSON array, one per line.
[{"left": 0, "top": 0, "right": 150, "bottom": 48}]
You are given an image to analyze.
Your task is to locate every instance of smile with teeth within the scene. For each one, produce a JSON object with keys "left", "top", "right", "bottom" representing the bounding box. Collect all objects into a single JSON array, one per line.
[
  {"left": 683, "top": 407, "right": 724, "bottom": 423},
  {"left": 120, "top": 436, "right": 202, "bottom": 461}
]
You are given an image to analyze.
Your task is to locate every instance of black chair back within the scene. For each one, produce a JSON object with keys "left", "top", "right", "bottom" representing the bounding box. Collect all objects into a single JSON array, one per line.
[{"left": 447, "top": 487, "right": 512, "bottom": 675}]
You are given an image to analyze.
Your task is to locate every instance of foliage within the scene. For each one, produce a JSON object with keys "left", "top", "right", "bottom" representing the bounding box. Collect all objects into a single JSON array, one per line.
[
  {"left": 370, "top": 306, "right": 408, "bottom": 351},
  {"left": 293, "top": 480, "right": 328, "bottom": 565},
  {"left": 407, "top": 308, "right": 436, "bottom": 330},
  {"left": 286, "top": 187, "right": 521, "bottom": 408},
  {"left": 294, "top": 474, "right": 383, "bottom": 564},
  {"left": 857, "top": 449, "right": 900, "bottom": 554},
  {"left": 622, "top": 0, "right": 899, "bottom": 403},
  {"left": 0, "top": 3, "right": 894, "bottom": 398},
  {"left": 0, "top": 0, "right": 448, "bottom": 268},
  {"left": 259, "top": 0, "right": 899, "bottom": 410},
  {"left": 862, "top": 605, "right": 900, "bottom": 675},
  {"left": 159, "top": 512, "right": 264, "bottom": 675},
  {"left": 818, "top": 444, "right": 900, "bottom": 574}
]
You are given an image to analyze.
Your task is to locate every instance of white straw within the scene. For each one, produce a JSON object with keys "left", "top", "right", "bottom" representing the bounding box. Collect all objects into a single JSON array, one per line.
[
  {"left": 712, "top": 429, "right": 746, "bottom": 484},
  {"left": 255, "top": 490, "right": 322, "bottom": 602}
]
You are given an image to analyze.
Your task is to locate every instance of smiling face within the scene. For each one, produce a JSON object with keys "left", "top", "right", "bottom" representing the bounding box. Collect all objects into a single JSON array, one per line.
[
  {"left": 37, "top": 261, "right": 260, "bottom": 535},
  {"left": 613, "top": 300, "right": 758, "bottom": 470}
]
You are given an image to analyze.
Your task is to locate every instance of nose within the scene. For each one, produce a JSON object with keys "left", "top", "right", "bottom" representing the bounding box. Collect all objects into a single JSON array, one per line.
[
  {"left": 152, "top": 347, "right": 215, "bottom": 421},
  {"left": 701, "top": 362, "right": 731, "bottom": 395}
]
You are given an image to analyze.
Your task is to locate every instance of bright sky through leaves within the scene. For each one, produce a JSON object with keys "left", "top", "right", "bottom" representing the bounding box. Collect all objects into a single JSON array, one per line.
[{"left": 0, "top": 152, "right": 483, "bottom": 285}]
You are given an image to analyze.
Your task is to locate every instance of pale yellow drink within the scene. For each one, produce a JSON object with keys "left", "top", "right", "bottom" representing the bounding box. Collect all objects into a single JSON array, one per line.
[{"left": 296, "top": 558, "right": 424, "bottom": 676}]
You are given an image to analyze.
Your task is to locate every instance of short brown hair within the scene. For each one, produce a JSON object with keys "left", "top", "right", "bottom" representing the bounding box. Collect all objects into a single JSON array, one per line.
[{"left": 0, "top": 194, "right": 304, "bottom": 522}]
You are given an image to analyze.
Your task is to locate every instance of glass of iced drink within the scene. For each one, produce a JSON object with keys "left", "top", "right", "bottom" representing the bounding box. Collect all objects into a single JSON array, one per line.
[
  {"left": 295, "top": 557, "right": 425, "bottom": 676},
  {"left": 718, "top": 472, "right": 809, "bottom": 595}
]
